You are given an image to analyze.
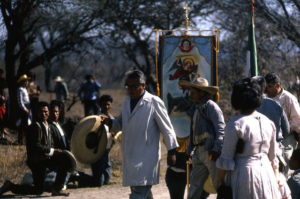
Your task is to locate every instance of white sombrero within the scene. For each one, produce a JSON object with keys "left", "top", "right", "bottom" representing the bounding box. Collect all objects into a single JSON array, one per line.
[
  {"left": 179, "top": 77, "right": 218, "bottom": 95},
  {"left": 71, "top": 115, "right": 110, "bottom": 164}
]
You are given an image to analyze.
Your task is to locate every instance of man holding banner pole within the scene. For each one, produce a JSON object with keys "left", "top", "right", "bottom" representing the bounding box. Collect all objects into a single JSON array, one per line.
[{"left": 180, "top": 77, "right": 225, "bottom": 199}]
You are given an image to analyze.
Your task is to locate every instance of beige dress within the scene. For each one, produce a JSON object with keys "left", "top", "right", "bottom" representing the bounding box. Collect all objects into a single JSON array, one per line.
[{"left": 216, "top": 111, "right": 281, "bottom": 199}]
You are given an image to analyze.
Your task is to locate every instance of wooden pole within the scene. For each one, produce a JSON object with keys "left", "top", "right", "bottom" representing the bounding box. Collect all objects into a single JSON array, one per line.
[{"left": 186, "top": 162, "right": 190, "bottom": 198}]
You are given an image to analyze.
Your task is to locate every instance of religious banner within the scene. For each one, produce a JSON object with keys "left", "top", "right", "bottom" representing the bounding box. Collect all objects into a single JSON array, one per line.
[{"left": 157, "top": 35, "right": 218, "bottom": 138}]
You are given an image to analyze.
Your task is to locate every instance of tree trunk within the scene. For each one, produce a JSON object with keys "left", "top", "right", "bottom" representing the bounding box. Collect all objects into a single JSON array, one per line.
[{"left": 5, "top": 38, "right": 18, "bottom": 128}]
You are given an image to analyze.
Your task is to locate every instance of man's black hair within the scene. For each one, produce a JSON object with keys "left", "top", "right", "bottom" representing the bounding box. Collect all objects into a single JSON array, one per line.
[
  {"left": 38, "top": 101, "right": 49, "bottom": 110},
  {"left": 99, "top": 95, "right": 113, "bottom": 104},
  {"left": 265, "top": 72, "right": 280, "bottom": 84}
]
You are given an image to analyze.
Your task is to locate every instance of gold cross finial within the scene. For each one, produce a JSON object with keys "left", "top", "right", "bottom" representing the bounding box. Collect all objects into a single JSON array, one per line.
[
  {"left": 183, "top": 3, "right": 190, "bottom": 20},
  {"left": 183, "top": 3, "right": 190, "bottom": 35}
]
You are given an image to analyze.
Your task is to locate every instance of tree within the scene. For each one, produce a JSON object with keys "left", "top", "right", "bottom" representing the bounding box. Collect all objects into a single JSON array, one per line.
[
  {"left": 0, "top": 0, "right": 107, "bottom": 123},
  {"left": 193, "top": 0, "right": 300, "bottom": 119},
  {"left": 101, "top": 0, "right": 211, "bottom": 92}
]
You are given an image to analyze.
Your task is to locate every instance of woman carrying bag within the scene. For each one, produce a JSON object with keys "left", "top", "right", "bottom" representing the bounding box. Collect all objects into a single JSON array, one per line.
[{"left": 216, "top": 78, "right": 281, "bottom": 199}]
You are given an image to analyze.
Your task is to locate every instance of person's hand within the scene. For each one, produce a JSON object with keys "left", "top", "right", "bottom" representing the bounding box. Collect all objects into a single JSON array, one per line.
[
  {"left": 25, "top": 109, "right": 30, "bottom": 115},
  {"left": 54, "top": 148, "right": 63, "bottom": 154},
  {"left": 209, "top": 151, "right": 220, "bottom": 162},
  {"left": 185, "top": 154, "right": 192, "bottom": 165},
  {"left": 100, "top": 114, "right": 112, "bottom": 126},
  {"left": 167, "top": 154, "right": 176, "bottom": 166}
]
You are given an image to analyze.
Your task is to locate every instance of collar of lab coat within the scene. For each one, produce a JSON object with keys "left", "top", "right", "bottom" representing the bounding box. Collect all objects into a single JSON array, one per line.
[{"left": 126, "top": 91, "right": 152, "bottom": 119}]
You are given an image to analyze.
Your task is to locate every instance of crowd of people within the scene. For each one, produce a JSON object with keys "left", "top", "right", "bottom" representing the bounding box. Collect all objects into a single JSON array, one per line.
[{"left": 0, "top": 69, "right": 299, "bottom": 199}]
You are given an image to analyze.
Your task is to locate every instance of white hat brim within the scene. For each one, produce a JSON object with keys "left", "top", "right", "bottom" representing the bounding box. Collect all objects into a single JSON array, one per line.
[
  {"left": 179, "top": 80, "right": 219, "bottom": 95},
  {"left": 71, "top": 115, "right": 108, "bottom": 164}
]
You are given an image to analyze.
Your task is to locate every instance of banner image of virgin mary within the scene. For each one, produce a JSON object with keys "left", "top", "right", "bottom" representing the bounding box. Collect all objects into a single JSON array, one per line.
[{"left": 159, "top": 36, "right": 217, "bottom": 138}]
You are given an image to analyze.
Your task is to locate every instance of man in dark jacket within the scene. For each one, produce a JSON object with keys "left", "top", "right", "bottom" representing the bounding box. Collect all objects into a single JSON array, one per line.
[
  {"left": 49, "top": 101, "right": 69, "bottom": 150},
  {"left": 0, "top": 102, "right": 71, "bottom": 196}
]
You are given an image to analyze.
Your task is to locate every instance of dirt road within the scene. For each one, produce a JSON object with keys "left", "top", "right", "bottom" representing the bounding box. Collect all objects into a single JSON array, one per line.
[{"left": 1, "top": 179, "right": 217, "bottom": 199}]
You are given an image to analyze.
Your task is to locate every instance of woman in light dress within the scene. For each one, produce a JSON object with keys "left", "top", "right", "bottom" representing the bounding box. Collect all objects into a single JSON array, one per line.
[{"left": 216, "top": 78, "right": 281, "bottom": 199}]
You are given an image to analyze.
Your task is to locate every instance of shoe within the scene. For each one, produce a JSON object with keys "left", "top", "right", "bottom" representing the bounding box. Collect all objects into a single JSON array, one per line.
[
  {"left": 51, "top": 189, "right": 70, "bottom": 196},
  {"left": 0, "top": 180, "right": 12, "bottom": 195}
]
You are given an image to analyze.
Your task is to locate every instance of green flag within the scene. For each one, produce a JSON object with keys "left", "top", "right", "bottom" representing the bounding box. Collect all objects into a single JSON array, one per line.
[{"left": 248, "top": 11, "right": 258, "bottom": 77}]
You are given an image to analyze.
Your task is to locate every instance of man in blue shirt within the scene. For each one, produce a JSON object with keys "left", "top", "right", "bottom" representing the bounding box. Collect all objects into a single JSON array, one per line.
[
  {"left": 252, "top": 76, "right": 290, "bottom": 142},
  {"left": 78, "top": 74, "right": 102, "bottom": 116}
]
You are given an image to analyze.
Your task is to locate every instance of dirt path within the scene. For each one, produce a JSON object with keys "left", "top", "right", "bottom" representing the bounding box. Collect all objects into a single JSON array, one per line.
[{"left": 1, "top": 180, "right": 217, "bottom": 199}]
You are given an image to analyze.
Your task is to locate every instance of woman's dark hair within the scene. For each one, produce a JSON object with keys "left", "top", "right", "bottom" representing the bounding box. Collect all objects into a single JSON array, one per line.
[
  {"left": 251, "top": 76, "right": 266, "bottom": 94},
  {"left": 231, "top": 78, "right": 262, "bottom": 113},
  {"left": 180, "top": 39, "right": 191, "bottom": 46}
]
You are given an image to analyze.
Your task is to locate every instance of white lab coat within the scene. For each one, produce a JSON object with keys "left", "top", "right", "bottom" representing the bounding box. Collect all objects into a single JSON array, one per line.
[{"left": 112, "top": 91, "right": 178, "bottom": 186}]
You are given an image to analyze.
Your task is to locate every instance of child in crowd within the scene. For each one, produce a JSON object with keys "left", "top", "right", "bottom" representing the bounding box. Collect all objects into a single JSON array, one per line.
[{"left": 69, "top": 95, "right": 114, "bottom": 187}]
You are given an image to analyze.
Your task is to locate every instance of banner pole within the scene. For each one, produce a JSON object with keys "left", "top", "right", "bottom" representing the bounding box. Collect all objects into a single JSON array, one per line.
[
  {"left": 186, "top": 162, "right": 190, "bottom": 198},
  {"left": 154, "top": 29, "right": 160, "bottom": 96}
]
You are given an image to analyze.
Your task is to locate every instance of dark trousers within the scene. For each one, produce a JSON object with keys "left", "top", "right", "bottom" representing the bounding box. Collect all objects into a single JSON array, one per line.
[
  {"left": 18, "top": 110, "right": 29, "bottom": 144},
  {"left": 10, "top": 153, "right": 68, "bottom": 195},
  {"left": 91, "top": 151, "right": 111, "bottom": 186},
  {"left": 76, "top": 151, "right": 111, "bottom": 187},
  {"left": 165, "top": 168, "right": 187, "bottom": 199},
  {"left": 83, "top": 100, "right": 98, "bottom": 116}
]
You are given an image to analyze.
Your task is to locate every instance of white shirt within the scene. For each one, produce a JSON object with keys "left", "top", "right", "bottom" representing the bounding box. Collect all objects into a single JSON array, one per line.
[
  {"left": 42, "top": 122, "right": 54, "bottom": 156},
  {"left": 272, "top": 89, "right": 300, "bottom": 133},
  {"left": 53, "top": 122, "right": 67, "bottom": 147}
]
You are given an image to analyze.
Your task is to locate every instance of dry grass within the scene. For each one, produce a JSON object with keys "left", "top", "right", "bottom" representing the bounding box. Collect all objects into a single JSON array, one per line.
[
  {"left": 0, "top": 144, "right": 30, "bottom": 184},
  {"left": 0, "top": 89, "right": 127, "bottom": 185}
]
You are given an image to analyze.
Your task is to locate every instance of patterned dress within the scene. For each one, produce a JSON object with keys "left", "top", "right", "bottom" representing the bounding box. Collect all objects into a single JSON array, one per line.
[{"left": 216, "top": 111, "right": 281, "bottom": 199}]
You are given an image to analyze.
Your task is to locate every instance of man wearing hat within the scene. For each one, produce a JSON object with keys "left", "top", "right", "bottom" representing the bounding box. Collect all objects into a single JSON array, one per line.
[
  {"left": 179, "top": 77, "right": 225, "bottom": 199},
  {"left": 54, "top": 76, "right": 69, "bottom": 102},
  {"left": 17, "top": 74, "right": 31, "bottom": 144},
  {"left": 0, "top": 102, "right": 74, "bottom": 196},
  {"left": 102, "top": 70, "right": 178, "bottom": 199}
]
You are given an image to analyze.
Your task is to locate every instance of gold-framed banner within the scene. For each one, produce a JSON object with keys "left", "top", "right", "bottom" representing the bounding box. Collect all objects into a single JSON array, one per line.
[{"left": 155, "top": 33, "right": 219, "bottom": 138}]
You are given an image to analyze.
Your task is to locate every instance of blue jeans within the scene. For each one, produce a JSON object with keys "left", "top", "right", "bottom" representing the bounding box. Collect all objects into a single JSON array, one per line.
[{"left": 130, "top": 185, "right": 153, "bottom": 199}]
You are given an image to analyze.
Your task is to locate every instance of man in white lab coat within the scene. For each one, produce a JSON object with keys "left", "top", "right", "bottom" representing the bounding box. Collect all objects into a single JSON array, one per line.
[{"left": 103, "top": 70, "right": 178, "bottom": 199}]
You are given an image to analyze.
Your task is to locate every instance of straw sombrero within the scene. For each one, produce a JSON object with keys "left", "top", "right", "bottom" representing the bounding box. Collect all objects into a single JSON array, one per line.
[
  {"left": 179, "top": 77, "right": 218, "bottom": 95},
  {"left": 203, "top": 175, "right": 217, "bottom": 194},
  {"left": 71, "top": 115, "right": 109, "bottom": 164},
  {"left": 54, "top": 150, "right": 77, "bottom": 172},
  {"left": 17, "top": 74, "right": 30, "bottom": 83},
  {"left": 54, "top": 76, "right": 63, "bottom": 82}
]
